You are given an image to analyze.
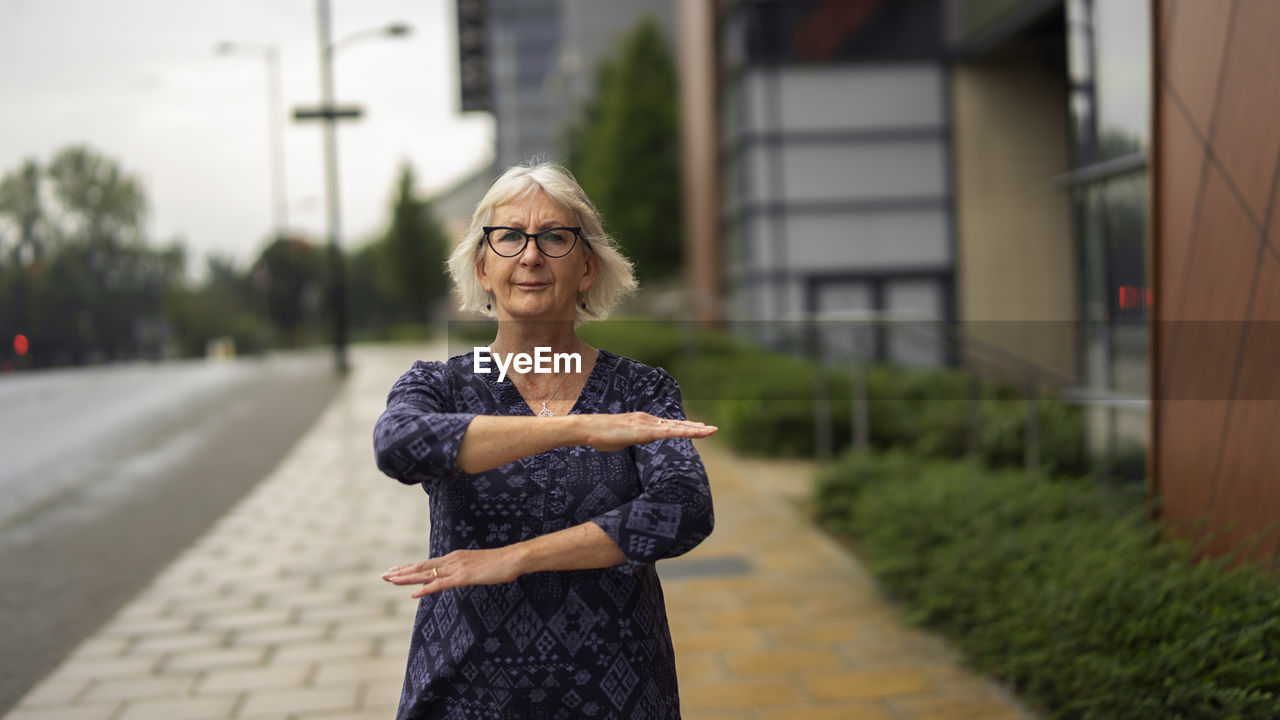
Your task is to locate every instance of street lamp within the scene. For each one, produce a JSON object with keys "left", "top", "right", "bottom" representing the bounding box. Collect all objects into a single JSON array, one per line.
[
  {"left": 295, "top": 1, "right": 411, "bottom": 374},
  {"left": 214, "top": 41, "right": 289, "bottom": 241}
]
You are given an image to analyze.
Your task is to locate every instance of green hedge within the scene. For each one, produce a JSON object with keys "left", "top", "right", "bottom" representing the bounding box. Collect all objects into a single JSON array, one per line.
[
  {"left": 815, "top": 451, "right": 1280, "bottom": 719},
  {"left": 576, "top": 320, "right": 1092, "bottom": 471}
]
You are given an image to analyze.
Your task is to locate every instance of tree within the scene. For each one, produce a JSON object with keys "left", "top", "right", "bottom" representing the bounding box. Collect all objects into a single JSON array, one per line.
[
  {"left": 378, "top": 163, "right": 449, "bottom": 323},
  {"left": 251, "top": 237, "right": 326, "bottom": 347},
  {"left": 567, "top": 17, "right": 683, "bottom": 282},
  {"left": 0, "top": 146, "right": 181, "bottom": 366}
]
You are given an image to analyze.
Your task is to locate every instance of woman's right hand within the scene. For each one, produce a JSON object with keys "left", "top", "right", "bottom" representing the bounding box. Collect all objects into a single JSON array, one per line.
[{"left": 580, "top": 412, "right": 717, "bottom": 453}]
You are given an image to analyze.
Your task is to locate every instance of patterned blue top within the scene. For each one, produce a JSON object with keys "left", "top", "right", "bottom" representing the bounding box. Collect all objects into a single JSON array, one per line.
[{"left": 373, "top": 349, "right": 714, "bottom": 720}]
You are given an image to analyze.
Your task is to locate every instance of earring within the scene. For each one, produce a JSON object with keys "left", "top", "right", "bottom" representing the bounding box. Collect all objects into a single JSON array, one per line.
[
  {"left": 578, "top": 295, "right": 588, "bottom": 310},
  {"left": 486, "top": 292, "right": 493, "bottom": 311}
]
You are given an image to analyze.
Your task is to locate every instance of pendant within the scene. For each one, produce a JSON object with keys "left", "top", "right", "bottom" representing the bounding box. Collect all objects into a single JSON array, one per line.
[{"left": 539, "top": 404, "right": 554, "bottom": 417}]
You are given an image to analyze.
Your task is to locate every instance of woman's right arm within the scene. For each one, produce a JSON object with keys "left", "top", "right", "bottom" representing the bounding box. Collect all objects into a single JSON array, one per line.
[
  {"left": 374, "top": 361, "right": 714, "bottom": 482},
  {"left": 456, "top": 413, "right": 713, "bottom": 474}
]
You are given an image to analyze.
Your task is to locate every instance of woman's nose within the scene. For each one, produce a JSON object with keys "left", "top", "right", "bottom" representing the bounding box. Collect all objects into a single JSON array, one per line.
[{"left": 518, "top": 237, "right": 545, "bottom": 265}]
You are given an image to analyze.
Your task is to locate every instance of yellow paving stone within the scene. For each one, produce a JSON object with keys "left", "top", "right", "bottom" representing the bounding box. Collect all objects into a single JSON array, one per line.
[
  {"left": 888, "top": 694, "right": 1033, "bottom": 720},
  {"left": 755, "top": 701, "right": 895, "bottom": 720},
  {"left": 703, "top": 604, "right": 803, "bottom": 629},
  {"left": 767, "top": 618, "right": 881, "bottom": 645},
  {"left": 674, "top": 652, "right": 730, "bottom": 683},
  {"left": 724, "top": 647, "right": 845, "bottom": 676},
  {"left": 672, "top": 627, "right": 771, "bottom": 654},
  {"left": 680, "top": 710, "right": 754, "bottom": 720},
  {"left": 682, "top": 678, "right": 809, "bottom": 710},
  {"left": 802, "top": 668, "right": 935, "bottom": 700}
]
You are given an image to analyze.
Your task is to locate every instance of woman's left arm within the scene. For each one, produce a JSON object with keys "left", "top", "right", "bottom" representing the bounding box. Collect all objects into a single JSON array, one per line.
[
  {"left": 382, "top": 521, "right": 626, "bottom": 598},
  {"left": 381, "top": 367, "right": 714, "bottom": 597},
  {"left": 586, "top": 368, "right": 714, "bottom": 570}
]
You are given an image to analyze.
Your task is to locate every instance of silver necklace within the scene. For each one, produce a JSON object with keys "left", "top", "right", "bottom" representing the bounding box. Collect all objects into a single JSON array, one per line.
[{"left": 510, "top": 370, "right": 572, "bottom": 416}]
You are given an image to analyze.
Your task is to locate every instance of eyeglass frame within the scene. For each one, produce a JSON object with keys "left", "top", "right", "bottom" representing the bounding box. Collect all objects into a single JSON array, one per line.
[{"left": 481, "top": 226, "right": 590, "bottom": 258}]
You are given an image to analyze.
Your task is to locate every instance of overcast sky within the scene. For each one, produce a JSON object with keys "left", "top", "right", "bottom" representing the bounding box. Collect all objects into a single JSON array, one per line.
[{"left": 0, "top": 0, "right": 494, "bottom": 270}]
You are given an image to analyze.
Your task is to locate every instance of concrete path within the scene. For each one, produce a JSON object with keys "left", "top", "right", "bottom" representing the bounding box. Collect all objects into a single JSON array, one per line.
[{"left": 2, "top": 343, "right": 1035, "bottom": 720}]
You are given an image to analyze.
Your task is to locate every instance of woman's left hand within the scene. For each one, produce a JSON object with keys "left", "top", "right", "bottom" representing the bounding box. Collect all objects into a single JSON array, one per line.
[{"left": 381, "top": 547, "right": 527, "bottom": 599}]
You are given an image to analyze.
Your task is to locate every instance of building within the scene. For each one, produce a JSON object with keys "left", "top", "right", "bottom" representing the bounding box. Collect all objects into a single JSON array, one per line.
[
  {"left": 678, "top": 0, "right": 1280, "bottom": 563},
  {"left": 457, "top": 0, "right": 675, "bottom": 173}
]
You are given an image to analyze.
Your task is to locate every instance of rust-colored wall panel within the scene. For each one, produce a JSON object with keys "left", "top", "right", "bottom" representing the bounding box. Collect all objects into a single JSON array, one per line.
[
  {"left": 1156, "top": 401, "right": 1230, "bottom": 533},
  {"left": 1162, "top": 0, "right": 1233, "bottom": 137},
  {"left": 1233, "top": 252, "right": 1280, "bottom": 402},
  {"left": 1157, "top": 92, "right": 1205, "bottom": 325},
  {"left": 1209, "top": 1, "right": 1280, "bottom": 223},
  {"left": 1155, "top": 0, "right": 1280, "bottom": 565},
  {"left": 1176, "top": 168, "right": 1261, "bottom": 322},
  {"left": 1209, "top": 401, "right": 1280, "bottom": 562}
]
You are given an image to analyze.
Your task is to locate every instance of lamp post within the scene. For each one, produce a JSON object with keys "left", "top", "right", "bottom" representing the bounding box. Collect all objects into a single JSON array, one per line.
[
  {"left": 214, "top": 41, "right": 289, "bottom": 241},
  {"left": 295, "top": 0, "right": 411, "bottom": 374}
]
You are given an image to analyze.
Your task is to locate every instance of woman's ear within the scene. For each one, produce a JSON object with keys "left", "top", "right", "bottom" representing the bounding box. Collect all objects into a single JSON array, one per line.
[
  {"left": 578, "top": 250, "right": 599, "bottom": 294},
  {"left": 475, "top": 256, "right": 492, "bottom": 293}
]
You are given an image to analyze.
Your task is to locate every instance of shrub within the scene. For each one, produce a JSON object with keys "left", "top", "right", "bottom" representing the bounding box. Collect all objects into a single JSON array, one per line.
[{"left": 815, "top": 454, "right": 1280, "bottom": 719}]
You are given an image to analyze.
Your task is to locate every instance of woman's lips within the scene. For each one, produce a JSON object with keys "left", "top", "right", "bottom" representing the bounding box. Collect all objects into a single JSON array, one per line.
[{"left": 514, "top": 282, "right": 548, "bottom": 288}]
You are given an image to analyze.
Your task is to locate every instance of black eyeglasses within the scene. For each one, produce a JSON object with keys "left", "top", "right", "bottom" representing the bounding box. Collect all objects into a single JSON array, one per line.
[{"left": 482, "top": 226, "right": 587, "bottom": 258}]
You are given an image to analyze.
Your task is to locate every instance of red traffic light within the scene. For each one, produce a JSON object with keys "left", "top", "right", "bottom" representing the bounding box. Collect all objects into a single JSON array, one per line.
[{"left": 14, "top": 334, "right": 28, "bottom": 356}]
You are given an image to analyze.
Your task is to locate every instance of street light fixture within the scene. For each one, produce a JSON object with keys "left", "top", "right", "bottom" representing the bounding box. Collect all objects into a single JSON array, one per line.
[
  {"left": 214, "top": 41, "right": 289, "bottom": 242},
  {"left": 295, "top": 0, "right": 412, "bottom": 374}
]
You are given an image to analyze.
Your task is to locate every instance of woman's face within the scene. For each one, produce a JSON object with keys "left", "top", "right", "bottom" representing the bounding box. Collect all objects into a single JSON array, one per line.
[{"left": 476, "top": 190, "right": 597, "bottom": 323}]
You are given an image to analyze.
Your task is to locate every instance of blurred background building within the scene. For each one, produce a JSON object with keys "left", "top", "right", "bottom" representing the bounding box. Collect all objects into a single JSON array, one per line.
[{"left": 456, "top": 0, "right": 1280, "bottom": 562}]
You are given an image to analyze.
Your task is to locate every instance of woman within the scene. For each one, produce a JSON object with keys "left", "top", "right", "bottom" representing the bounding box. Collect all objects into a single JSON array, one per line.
[{"left": 373, "top": 162, "right": 716, "bottom": 719}]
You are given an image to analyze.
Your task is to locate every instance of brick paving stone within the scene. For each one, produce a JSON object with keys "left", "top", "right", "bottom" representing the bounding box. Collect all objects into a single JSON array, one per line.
[
  {"left": 64, "top": 635, "right": 130, "bottom": 660},
  {"left": 681, "top": 678, "right": 809, "bottom": 710},
  {"left": 889, "top": 694, "right": 1032, "bottom": 720},
  {"left": 672, "top": 627, "right": 771, "bottom": 654},
  {"left": 229, "top": 623, "right": 332, "bottom": 648},
  {"left": 79, "top": 675, "right": 199, "bottom": 703},
  {"left": 723, "top": 647, "right": 845, "bottom": 676},
  {"left": 268, "top": 638, "right": 375, "bottom": 666},
  {"left": 362, "top": 678, "right": 404, "bottom": 711},
  {"left": 3, "top": 705, "right": 122, "bottom": 720},
  {"left": 114, "top": 695, "right": 238, "bottom": 720},
  {"left": 130, "top": 631, "right": 227, "bottom": 655},
  {"left": 95, "top": 615, "right": 193, "bottom": 637},
  {"left": 53, "top": 655, "right": 160, "bottom": 680},
  {"left": 236, "top": 685, "right": 360, "bottom": 718},
  {"left": 311, "top": 656, "right": 406, "bottom": 685},
  {"left": 10, "top": 675, "right": 91, "bottom": 707},
  {"left": 802, "top": 668, "right": 935, "bottom": 700},
  {"left": 194, "top": 664, "right": 311, "bottom": 695},
  {"left": 767, "top": 618, "right": 882, "bottom": 646},
  {"left": 197, "top": 607, "right": 294, "bottom": 631},
  {"left": 754, "top": 702, "right": 896, "bottom": 720},
  {"left": 294, "top": 711, "right": 396, "bottom": 720},
  {"left": 673, "top": 652, "right": 729, "bottom": 684},
  {"left": 680, "top": 711, "right": 754, "bottom": 720},
  {"left": 159, "top": 646, "right": 266, "bottom": 674}
]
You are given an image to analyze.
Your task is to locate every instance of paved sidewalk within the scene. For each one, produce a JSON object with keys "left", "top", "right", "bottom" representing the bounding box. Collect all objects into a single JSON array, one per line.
[{"left": 3, "top": 343, "right": 1035, "bottom": 720}]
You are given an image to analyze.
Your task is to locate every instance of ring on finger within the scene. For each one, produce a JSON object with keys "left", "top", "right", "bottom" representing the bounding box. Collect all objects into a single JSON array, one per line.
[{"left": 432, "top": 567, "right": 439, "bottom": 580}]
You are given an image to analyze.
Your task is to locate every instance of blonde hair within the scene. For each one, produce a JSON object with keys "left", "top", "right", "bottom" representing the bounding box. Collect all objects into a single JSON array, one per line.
[{"left": 447, "top": 162, "right": 637, "bottom": 322}]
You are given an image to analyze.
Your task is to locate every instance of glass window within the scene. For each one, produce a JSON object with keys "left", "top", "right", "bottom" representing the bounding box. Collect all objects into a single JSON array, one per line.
[{"left": 1067, "top": 0, "right": 1149, "bottom": 164}]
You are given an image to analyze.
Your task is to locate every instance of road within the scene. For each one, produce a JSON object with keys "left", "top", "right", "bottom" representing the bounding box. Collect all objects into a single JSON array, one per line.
[{"left": 0, "top": 350, "right": 343, "bottom": 713}]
